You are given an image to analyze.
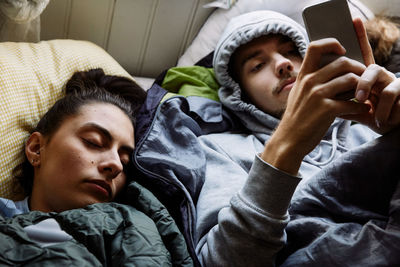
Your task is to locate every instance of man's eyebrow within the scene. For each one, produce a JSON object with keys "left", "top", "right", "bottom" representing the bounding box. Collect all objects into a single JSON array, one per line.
[
  {"left": 278, "top": 36, "right": 295, "bottom": 46},
  {"left": 82, "top": 122, "right": 134, "bottom": 154},
  {"left": 240, "top": 50, "right": 262, "bottom": 67}
]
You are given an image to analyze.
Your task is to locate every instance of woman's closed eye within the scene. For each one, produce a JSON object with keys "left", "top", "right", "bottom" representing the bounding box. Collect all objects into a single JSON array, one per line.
[{"left": 83, "top": 138, "right": 103, "bottom": 148}]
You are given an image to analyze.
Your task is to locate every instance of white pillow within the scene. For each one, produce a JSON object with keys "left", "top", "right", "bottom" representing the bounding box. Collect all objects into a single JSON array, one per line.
[{"left": 177, "top": 0, "right": 374, "bottom": 66}]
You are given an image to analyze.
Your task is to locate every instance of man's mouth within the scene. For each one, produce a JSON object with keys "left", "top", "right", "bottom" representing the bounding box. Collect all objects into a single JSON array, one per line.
[{"left": 277, "top": 77, "right": 296, "bottom": 94}]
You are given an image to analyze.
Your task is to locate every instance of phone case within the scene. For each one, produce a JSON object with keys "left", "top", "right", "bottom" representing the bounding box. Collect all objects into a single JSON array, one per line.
[{"left": 302, "top": 0, "right": 363, "bottom": 65}]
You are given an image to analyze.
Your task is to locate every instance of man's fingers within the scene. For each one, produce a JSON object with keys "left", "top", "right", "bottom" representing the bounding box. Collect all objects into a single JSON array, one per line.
[
  {"left": 316, "top": 56, "right": 365, "bottom": 84},
  {"left": 317, "top": 72, "right": 359, "bottom": 99},
  {"left": 334, "top": 100, "right": 370, "bottom": 117},
  {"left": 353, "top": 17, "right": 374, "bottom": 66},
  {"left": 300, "top": 38, "right": 346, "bottom": 74},
  {"left": 355, "top": 64, "right": 395, "bottom": 102},
  {"left": 355, "top": 64, "right": 381, "bottom": 101},
  {"left": 376, "top": 78, "right": 400, "bottom": 125}
]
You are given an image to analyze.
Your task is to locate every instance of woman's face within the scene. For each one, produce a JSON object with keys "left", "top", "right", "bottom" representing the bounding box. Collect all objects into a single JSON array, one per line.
[{"left": 28, "top": 103, "right": 135, "bottom": 212}]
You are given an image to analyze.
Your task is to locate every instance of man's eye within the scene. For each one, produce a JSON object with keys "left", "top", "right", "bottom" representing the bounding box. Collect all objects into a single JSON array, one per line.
[
  {"left": 251, "top": 63, "right": 264, "bottom": 73},
  {"left": 286, "top": 49, "right": 299, "bottom": 56}
]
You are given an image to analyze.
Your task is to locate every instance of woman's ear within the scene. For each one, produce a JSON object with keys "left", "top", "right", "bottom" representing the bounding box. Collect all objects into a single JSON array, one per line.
[{"left": 25, "top": 132, "right": 44, "bottom": 167}]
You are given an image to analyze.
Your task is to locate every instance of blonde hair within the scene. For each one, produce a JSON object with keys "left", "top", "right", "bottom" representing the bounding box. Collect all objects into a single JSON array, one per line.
[{"left": 365, "top": 16, "right": 400, "bottom": 65}]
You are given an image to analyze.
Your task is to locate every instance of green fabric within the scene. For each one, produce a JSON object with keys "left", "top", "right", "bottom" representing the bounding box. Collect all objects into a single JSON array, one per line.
[
  {"left": 161, "top": 66, "right": 220, "bottom": 102},
  {"left": 125, "top": 181, "right": 193, "bottom": 267},
  {"left": 0, "top": 182, "right": 193, "bottom": 266}
]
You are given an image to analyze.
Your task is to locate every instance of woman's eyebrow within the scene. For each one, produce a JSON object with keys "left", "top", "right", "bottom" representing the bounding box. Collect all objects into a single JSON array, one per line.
[{"left": 82, "top": 122, "right": 134, "bottom": 154}]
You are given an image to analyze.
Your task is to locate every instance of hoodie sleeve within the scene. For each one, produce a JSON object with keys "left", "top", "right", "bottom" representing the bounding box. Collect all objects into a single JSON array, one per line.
[{"left": 196, "top": 136, "right": 301, "bottom": 267}]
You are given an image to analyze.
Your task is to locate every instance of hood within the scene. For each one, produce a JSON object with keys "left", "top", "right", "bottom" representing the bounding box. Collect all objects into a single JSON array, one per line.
[
  {"left": 213, "top": 10, "right": 309, "bottom": 134},
  {"left": 213, "top": 10, "right": 352, "bottom": 165}
]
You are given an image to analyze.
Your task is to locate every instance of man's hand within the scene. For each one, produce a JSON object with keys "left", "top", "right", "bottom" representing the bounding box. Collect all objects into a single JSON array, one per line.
[
  {"left": 342, "top": 18, "right": 400, "bottom": 134},
  {"left": 262, "top": 38, "right": 369, "bottom": 175}
]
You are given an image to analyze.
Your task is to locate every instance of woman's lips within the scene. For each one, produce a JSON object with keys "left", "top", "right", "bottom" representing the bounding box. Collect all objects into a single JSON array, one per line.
[{"left": 86, "top": 180, "right": 111, "bottom": 198}]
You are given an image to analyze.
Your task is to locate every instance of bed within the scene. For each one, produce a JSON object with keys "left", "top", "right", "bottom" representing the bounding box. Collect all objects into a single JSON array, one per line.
[
  {"left": 0, "top": 0, "right": 399, "bottom": 266},
  {"left": 0, "top": 0, "right": 384, "bottom": 209}
]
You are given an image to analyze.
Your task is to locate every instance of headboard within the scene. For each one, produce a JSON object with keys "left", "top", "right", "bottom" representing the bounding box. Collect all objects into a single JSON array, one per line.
[
  {"left": 40, "top": 0, "right": 214, "bottom": 78},
  {"left": 39, "top": 0, "right": 400, "bottom": 79}
]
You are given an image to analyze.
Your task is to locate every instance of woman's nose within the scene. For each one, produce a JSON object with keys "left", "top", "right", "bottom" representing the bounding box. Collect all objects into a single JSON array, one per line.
[{"left": 98, "top": 152, "right": 123, "bottom": 179}]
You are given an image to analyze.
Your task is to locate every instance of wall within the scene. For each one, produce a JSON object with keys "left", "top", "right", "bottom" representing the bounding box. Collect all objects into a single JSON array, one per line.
[
  {"left": 359, "top": 0, "right": 400, "bottom": 17},
  {"left": 41, "top": 0, "right": 399, "bottom": 78},
  {"left": 41, "top": 0, "right": 213, "bottom": 78}
]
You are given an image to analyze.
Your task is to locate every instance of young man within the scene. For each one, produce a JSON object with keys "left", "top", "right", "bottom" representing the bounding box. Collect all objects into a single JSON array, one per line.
[{"left": 195, "top": 10, "right": 400, "bottom": 266}]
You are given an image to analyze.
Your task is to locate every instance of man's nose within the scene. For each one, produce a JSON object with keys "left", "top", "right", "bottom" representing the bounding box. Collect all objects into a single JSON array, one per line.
[{"left": 274, "top": 54, "right": 294, "bottom": 77}]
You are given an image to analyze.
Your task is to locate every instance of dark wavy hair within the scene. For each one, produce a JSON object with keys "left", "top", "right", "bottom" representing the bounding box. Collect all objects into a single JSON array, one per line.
[{"left": 13, "top": 68, "right": 147, "bottom": 196}]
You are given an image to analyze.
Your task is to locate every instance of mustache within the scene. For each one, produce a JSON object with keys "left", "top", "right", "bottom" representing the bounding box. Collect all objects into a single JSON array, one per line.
[{"left": 272, "top": 71, "right": 298, "bottom": 95}]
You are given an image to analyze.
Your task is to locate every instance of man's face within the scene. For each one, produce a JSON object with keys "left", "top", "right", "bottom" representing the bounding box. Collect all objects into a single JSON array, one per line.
[{"left": 232, "top": 34, "right": 303, "bottom": 118}]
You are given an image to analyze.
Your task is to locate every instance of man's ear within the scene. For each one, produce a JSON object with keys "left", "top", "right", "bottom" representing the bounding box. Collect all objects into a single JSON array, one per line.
[{"left": 25, "top": 132, "right": 45, "bottom": 167}]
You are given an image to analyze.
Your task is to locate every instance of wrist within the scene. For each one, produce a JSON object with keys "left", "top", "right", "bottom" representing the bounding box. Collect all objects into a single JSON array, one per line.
[{"left": 261, "top": 132, "right": 304, "bottom": 175}]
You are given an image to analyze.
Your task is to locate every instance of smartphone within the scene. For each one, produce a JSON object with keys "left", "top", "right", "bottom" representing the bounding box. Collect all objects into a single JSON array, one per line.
[
  {"left": 302, "top": 0, "right": 364, "bottom": 100},
  {"left": 302, "top": 0, "right": 364, "bottom": 65}
]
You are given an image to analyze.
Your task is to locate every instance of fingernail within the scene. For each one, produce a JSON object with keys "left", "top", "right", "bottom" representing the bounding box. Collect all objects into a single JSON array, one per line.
[{"left": 356, "top": 90, "right": 367, "bottom": 101}]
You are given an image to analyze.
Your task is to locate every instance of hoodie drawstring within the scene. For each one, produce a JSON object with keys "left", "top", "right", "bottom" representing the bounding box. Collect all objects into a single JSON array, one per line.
[{"left": 304, "top": 124, "right": 339, "bottom": 166}]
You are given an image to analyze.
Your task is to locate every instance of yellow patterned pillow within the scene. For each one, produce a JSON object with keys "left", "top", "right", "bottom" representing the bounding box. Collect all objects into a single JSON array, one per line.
[{"left": 0, "top": 39, "right": 133, "bottom": 199}]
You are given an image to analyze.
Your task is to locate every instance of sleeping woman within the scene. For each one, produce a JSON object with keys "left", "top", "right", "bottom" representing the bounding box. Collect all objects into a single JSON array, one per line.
[
  {"left": 1, "top": 68, "right": 146, "bottom": 216},
  {"left": 0, "top": 68, "right": 193, "bottom": 266}
]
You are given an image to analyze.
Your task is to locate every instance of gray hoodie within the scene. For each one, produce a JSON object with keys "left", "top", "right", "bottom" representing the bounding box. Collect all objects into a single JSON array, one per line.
[{"left": 195, "top": 10, "right": 379, "bottom": 267}]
